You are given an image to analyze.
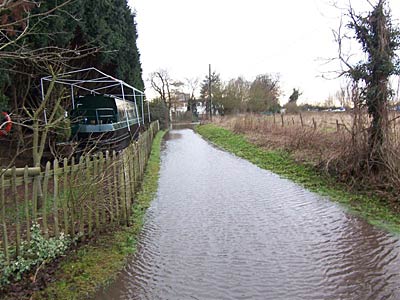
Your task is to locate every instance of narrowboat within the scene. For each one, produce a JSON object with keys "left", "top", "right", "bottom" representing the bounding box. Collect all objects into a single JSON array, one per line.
[
  {"left": 70, "top": 94, "right": 141, "bottom": 151},
  {"left": 40, "top": 68, "right": 150, "bottom": 153}
]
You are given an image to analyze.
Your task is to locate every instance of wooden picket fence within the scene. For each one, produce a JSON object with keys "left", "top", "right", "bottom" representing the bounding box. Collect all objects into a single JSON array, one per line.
[{"left": 0, "top": 121, "right": 159, "bottom": 263}]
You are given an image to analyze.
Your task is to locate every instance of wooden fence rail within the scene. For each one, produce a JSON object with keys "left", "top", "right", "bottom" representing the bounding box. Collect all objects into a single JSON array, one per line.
[{"left": 0, "top": 121, "right": 159, "bottom": 263}]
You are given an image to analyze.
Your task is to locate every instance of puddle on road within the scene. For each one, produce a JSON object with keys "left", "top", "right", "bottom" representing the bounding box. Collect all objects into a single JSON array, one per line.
[{"left": 96, "top": 129, "right": 400, "bottom": 300}]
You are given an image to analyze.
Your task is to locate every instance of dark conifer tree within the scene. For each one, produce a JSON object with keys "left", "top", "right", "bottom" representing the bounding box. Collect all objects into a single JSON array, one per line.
[{"left": 1, "top": 0, "right": 144, "bottom": 112}]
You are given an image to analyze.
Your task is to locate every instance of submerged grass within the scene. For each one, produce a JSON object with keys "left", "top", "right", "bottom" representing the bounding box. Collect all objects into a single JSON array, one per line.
[
  {"left": 196, "top": 124, "right": 400, "bottom": 234},
  {"left": 30, "top": 130, "right": 166, "bottom": 300}
]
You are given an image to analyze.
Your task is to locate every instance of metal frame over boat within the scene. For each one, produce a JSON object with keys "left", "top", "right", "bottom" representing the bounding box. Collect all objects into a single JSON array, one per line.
[{"left": 40, "top": 68, "right": 150, "bottom": 152}]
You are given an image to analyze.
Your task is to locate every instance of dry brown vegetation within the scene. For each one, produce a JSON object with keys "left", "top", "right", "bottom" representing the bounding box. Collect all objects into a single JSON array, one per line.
[{"left": 213, "top": 111, "right": 400, "bottom": 210}]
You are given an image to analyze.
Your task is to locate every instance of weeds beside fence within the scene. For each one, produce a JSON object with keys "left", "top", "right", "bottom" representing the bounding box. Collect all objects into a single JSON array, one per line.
[{"left": 0, "top": 121, "right": 159, "bottom": 264}]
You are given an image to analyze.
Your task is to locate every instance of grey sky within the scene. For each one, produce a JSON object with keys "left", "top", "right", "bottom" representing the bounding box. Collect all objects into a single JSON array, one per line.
[{"left": 128, "top": 0, "right": 400, "bottom": 105}]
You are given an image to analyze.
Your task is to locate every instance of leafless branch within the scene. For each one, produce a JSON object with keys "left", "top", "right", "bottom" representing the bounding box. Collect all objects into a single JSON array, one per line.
[{"left": 334, "top": 16, "right": 355, "bottom": 72}]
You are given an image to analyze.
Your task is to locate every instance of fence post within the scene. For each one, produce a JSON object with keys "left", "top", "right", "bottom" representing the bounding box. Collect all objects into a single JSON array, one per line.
[
  {"left": 300, "top": 113, "right": 304, "bottom": 127},
  {"left": 312, "top": 118, "right": 317, "bottom": 130},
  {"left": 37, "top": 173, "right": 44, "bottom": 212},
  {"left": 119, "top": 155, "right": 127, "bottom": 225},
  {"left": 112, "top": 151, "right": 119, "bottom": 223},
  {"left": 32, "top": 175, "right": 38, "bottom": 221},
  {"left": 12, "top": 167, "right": 21, "bottom": 257},
  {"left": 281, "top": 114, "right": 284, "bottom": 127},
  {"left": 69, "top": 157, "right": 76, "bottom": 238},
  {"left": 105, "top": 151, "right": 114, "bottom": 224},
  {"left": 62, "top": 157, "right": 69, "bottom": 235},
  {"left": 42, "top": 162, "right": 51, "bottom": 238},
  {"left": 24, "top": 166, "right": 31, "bottom": 242},
  {"left": 1, "top": 174, "right": 9, "bottom": 263},
  {"left": 134, "top": 143, "right": 138, "bottom": 190},
  {"left": 79, "top": 156, "right": 86, "bottom": 241},
  {"left": 128, "top": 146, "right": 135, "bottom": 203},
  {"left": 123, "top": 151, "right": 131, "bottom": 224},
  {"left": 85, "top": 156, "right": 93, "bottom": 237},
  {"left": 141, "top": 138, "right": 145, "bottom": 178},
  {"left": 53, "top": 159, "right": 60, "bottom": 237},
  {"left": 336, "top": 119, "right": 340, "bottom": 132},
  {"left": 94, "top": 152, "right": 107, "bottom": 233},
  {"left": 137, "top": 139, "right": 142, "bottom": 181}
]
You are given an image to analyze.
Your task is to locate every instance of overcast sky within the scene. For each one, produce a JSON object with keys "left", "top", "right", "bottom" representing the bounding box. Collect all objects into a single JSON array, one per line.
[{"left": 128, "top": 0, "right": 400, "bottom": 105}]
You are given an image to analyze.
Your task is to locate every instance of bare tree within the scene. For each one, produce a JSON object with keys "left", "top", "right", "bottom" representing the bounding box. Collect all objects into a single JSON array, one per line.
[
  {"left": 0, "top": 0, "right": 98, "bottom": 167},
  {"left": 182, "top": 77, "right": 198, "bottom": 114},
  {"left": 185, "top": 77, "right": 199, "bottom": 101},
  {"left": 0, "top": 0, "right": 85, "bottom": 62},
  {"left": 149, "top": 69, "right": 174, "bottom": 128},
  {"left": 335, "top": 83, "right": 353, "bottom": 109}
]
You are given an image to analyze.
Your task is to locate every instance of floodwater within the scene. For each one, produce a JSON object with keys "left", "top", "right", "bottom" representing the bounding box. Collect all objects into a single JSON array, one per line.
[{"left": 96, "top": 129, "right": 400, "bottom": 300}]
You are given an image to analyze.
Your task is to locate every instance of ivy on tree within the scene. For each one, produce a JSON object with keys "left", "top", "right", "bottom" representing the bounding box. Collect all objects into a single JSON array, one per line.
[{"left": 345, "top": 0, "right": 400, "bottom": 170}]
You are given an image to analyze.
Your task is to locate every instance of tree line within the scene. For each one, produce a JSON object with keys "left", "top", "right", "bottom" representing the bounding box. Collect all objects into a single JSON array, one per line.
[
  {"left": 200, "top": 72, "right": 281, "bottom": 115},
  {"left": 150, "top": 70, "right": 282, "bottom": 127}
]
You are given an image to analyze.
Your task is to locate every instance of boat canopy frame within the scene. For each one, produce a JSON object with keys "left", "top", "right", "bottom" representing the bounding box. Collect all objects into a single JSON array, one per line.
[{"left": 40, "top": 67, "right": 150, "bottom": 127}]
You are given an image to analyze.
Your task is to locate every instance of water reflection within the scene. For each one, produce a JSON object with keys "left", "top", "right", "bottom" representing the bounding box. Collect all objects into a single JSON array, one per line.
[{"left": 96, "top": 129, "right": 400, "bottom": 300}]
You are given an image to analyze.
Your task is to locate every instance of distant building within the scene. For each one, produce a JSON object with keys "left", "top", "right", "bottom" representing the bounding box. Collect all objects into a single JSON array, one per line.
[
  {"left": 171, "top": 94, "right": 208, "bottom": 115},
  {"left": 171, "top": 93, "right": 190, "bottom": 113}
]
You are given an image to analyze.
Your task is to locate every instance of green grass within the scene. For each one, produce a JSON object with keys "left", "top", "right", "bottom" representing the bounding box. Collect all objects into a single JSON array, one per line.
[
  {"left": 196, "top": 124, "right": 400, "bottom": 234},
  {"left": 30, "top": 130, "right": 166, "bottom": 300}
]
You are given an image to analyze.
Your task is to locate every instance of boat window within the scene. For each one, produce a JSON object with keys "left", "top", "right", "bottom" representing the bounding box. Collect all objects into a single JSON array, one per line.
[
  {"left": 118, "top": 107, "right": 127, "bottom": 121},
  {"left": 71, "top": 109, "right": 97, "bottom": 124},
  {"left": 115, "top": 100, "right": 138, "bottom": 122},
  {"left": 97, "top": 108, "right": 116, "bottom": 124},
  {"left": 71, "top": 108, "right": 116, "bottom": 125},
  {"left": 128, "top": 107, "right": 136, "bottom": 119}
]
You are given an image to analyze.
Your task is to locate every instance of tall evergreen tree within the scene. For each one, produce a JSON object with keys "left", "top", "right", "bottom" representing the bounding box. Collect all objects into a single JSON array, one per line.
[
  {"left": 1, "top": 0, "right": 144, "bottom": 112},
  {"left": 200, "top": 72, "right": 224, "bottom": 114},
  {"left": 78, "top": 0, "right": 144, "bottom": 89},
  {"left": 0, "top": 0, "right": 145, "bottom": 161}
]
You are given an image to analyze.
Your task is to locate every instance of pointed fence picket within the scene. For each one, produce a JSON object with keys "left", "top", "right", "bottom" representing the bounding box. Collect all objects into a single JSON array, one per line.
[{"left": 0, "top": 121, "right": 159, "bottom": 260}]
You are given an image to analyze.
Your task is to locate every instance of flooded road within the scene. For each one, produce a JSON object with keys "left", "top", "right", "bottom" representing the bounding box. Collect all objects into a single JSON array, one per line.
[{"left": 97, "top": 129, "right": 400, "bottom": 300}]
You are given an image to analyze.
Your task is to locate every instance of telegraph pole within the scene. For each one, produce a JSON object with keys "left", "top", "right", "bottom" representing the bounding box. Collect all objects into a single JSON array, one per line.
[{"left": 209, "top": 64, "right": 212, "bottom": 120}]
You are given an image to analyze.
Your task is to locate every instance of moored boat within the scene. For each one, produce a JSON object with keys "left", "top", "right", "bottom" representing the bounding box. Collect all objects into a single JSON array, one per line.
[{"left": 71, "top": 94, "right": 141, "bottom": 151}]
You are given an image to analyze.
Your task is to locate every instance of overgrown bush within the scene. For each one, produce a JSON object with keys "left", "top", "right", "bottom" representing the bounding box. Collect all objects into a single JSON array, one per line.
[
  {"left": 150, "top": 99, "right": 168, "bottom": 129},
  {"left": 0, "top": 223, "right": 72, "bottom": 287}
]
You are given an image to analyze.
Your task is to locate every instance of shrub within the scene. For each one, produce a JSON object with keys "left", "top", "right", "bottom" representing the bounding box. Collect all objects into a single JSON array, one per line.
[
  {"left": 149, "top": 99, "right": 168, "bottom": 129},
  {"left": 0, "top": 223, "right": 72, "bottom": 287}
]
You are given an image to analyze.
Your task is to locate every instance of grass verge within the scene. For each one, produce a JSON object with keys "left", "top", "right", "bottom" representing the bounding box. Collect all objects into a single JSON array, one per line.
[
  {"left": 196, "top": 124, "right": 400, "bottom": 234},
  {"left": 30, "top": 130, "right": 166, "bottom": 300}
]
